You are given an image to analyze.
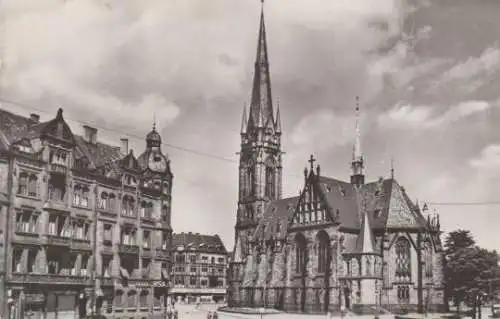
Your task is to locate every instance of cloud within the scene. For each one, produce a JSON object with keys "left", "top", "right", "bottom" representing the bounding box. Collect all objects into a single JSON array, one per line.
[
  {"left": 290, "top": 109, "right": 355, "bottom": 152},
  {"left": 429, "top": 46, "right": 500, "bottom": 94},
  {"left": 469, "top": 144, "right": 500, "bottom": 171},
  {"left": 378, "top": 100, "right": 493, "bottom": 129}
]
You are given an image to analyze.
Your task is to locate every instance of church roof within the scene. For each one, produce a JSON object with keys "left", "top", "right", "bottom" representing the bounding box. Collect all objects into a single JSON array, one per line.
[{"left": 252, "top": 173, "right": 427, "bottom": 244}]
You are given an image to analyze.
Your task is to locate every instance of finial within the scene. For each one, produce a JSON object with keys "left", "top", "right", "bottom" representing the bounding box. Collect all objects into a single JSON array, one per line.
[
  {"left": 390, "top": 157, "right": 395, "bottom": 179},
  {"left": 56, "top": 108, "right": 63, "bottom": 119},
  {"left": 308, "top": 154, "right": 316, "bottom": 171},
  {"left": 153, "top": 112, "right": 157, "bottom": 131},
  {"left": 355, "top": 95, "right": 360, "bottom": 112},
  {"left": 316, "top": 164, "right": 320, "bottom": 177}
]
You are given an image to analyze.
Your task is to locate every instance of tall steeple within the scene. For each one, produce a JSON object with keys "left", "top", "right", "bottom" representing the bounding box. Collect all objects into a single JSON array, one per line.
[
  {"left": 351, "top": 96, "right": 365, "bottom": 186},
  {"left": 247, "top": 0, "right": 275, "bottom": 132},
  {"left": 234, "top": 0, "right": 282, "bottom": 257}
]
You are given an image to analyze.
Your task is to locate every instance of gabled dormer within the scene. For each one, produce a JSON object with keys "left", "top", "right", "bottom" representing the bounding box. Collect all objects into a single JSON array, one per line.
[
  {"left": 40, "top": 108, "right": 76, "bottom": 148},
  {"left": 290, "top": 156, "right": 338, "bottom": 228}
]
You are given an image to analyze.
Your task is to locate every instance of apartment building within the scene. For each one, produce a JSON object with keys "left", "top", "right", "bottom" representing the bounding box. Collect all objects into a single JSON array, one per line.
[
  {"left": 170, "top": 232, "right": 228, "bottom": 303},
  {"left": 0, "top": 108, "right": 173, "bottom": 319}
]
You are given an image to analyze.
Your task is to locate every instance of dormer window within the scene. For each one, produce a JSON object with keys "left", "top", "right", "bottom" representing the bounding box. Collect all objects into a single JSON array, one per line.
[
  {"left": 154, "top": 155, "right": 161, "bottom": 162},
  {"left": 339, "top": 187, "right": 346, "bottom": 197},
  {"left": 124, "top": 175, "right": 137, "bottom": 187},
  {"left": 374, "top": 209, "right": 381, "bottom": 218},
  {"left": 325, "top": 185, "right": 332, "bottom": 193}
]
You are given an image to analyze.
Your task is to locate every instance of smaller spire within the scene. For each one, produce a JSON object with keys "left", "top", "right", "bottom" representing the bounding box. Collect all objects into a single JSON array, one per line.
[
  {"left": 56, "top": 108, "right": 63, "bottom": 119},
  {"left": 275, "top": 98, "right": 281, "bottom": 133},
  {"left": 241, "top": 103, "right": 248, "bottom": 135}
]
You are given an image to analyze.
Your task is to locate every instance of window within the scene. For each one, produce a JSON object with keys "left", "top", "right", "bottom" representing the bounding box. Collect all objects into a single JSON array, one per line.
[
  {"left": 48, "top": 174, "right": 66, "bottom": 202},
  {"left": 217, "top": 257, "right": 224, "bottom": 263},
  {"left": 397, "top": 285, "right": 410, "bottom": 304},
  {"left": 108, "top": 193, "right": 116, "bottom": 211},
  {"left": 50, "top": 150, "right": 67, "bottom": 166},
  {"left": 27, "top": 250, "right": 37, "bottom": 273},
  {"left": 12, "top": 249, "right": 22, "bottom": 273},
  {"left": 265, "top": 166, "right": 275, "bottom": 198},
  {"left": 143, "top": 230, "right": 151, "bottom": 249},
  {"left": 423, "top": 239, "right": 433, "bottom": 279},
  {"left": 103, "top": 224, "right": 113, "bottom": 245},
  {"left": 28, "top": 174, "right": 38, "bottom": 197},
  {"left": 200, "top": 279, "right": 208, "bottom": 287},
  {"left": 295, "top": 233, "right": 307, "bottom": 274},
  {"left": 142, "top": 258, "right": 151, "bottom": 278},
  {"left": 395, "top": 237, "right": 412, "bottom": 280},
  {"left": 161, "top": 205, "right": 168, "bottom": 222},
  {"left": 373, "top": 209, "right": 381, "bottom": 218},
  {"left": 17, "top": 172, "right": 28, "bottom": 195},
  {"left": 16, "top": 211, "right": 38, "bottom": 233},
  {"left": 73, "top": 220, "right": 89, "bottom": 240},
  {"left": 99, "top": 192, "right": 108, "bottom": 210},
  {"left": 161, "top": 232, "right": 169, "bottom": 250},
  {"left": 317, "top": 232, "right": 329, "bottom": 273},
  {"left": 121, "top": 227, "right": 136, "bottom": 246},
  {"left": 122, "top": 195, "right": 135, "bottom": 217},
  {"left": 190, "top": 276, "right": 197, "bottom": 286},
  {"left": 246, "top": 166, "right": 254, "bottom": 196},
  {"left": 201, "top": 267, "right": 208, "bottom": 273},
  {"left": 102, "top": 255, "right": 112, "bottom": 277},
  {"left": 365, "top": 257, "right": 371, "bottom": 276},
  {"left": 189, "top": 255, "right": 196, "bottom": 263},
  {"left": 124, "top": 175, "right": 137, "bottom": 186}
]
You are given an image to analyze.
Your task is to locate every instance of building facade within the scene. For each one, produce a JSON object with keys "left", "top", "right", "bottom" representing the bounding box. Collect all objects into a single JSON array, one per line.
[
  {"left": 170, "top": 232, "right": 228, "bottom": 303},
  {"left": 227, "top": 3, "right": 446, "bottom": 315},
  {"left": 0, "top": 108, "right": 173, "bottom": 319}
]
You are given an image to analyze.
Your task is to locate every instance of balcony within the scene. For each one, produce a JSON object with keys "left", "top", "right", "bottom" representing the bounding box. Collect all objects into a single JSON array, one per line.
[
  {"left": 49, "top": 163, "right": 67, "bottom": 174},
  {"left": 10, "top": 273, "right": 89, "bottom": 285},
  {"left": 98, "top": 276, "right": 115, "bottom": 287},
  {"left": 155, "top": 248, "right": 170, "bottom": 261},
  {"left": 118, "top": 244, "right": 139, "bottom": 255},
  {"left": 70, "top": 238, "right": 92, "bottom": 251},
  {"left": 45, "top": 235, "right": 71, "bottom": 247}
]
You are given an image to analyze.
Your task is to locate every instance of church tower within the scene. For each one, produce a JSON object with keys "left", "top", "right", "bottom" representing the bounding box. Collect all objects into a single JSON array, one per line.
[
  {"left": 350, "top": 96, "right": 365, "bottom": 186},
  {"left": 235, "top": 0, "right": 282, "bottom": 258}
]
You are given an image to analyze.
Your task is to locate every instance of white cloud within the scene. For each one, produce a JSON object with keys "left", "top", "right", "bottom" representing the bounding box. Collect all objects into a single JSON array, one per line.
[
  {"left": 429, "top": 46, "right": 500, "bottom": 93},
  {"left": 378, "top": 100, "right": 493, "bottom": 129},
  {"left": 469, "top": 144, "right": 500, "bottom": 170},
  {"left": 290, "top": 109, "right": 355, "bottom": 152}
]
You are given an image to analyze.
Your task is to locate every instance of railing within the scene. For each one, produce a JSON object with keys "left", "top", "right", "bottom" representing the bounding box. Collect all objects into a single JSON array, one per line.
[
  {"left": 118, "top": 244, "right": 139, "bottom": 255},
  {"left": 45, "top": 235, "right": 71, "bottom": 247},
  {"left": 70, "top": 238, "right": 91, "bottom": 251},
  {"left": 10, "top": 273, "right": 89, "bottom": 285},
  {"left": 49, "top": 163, "right": 67, "bottom": 174}
]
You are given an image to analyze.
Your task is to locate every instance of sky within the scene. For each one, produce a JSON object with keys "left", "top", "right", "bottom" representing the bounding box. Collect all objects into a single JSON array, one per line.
[{"left": 0, "top": 0, "right": 499, "bottom": 253}]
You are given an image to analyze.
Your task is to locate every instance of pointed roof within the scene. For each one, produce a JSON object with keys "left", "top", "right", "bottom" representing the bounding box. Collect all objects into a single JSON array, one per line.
[
  {"left": 275, "top": 100, "right": 281, "bottom": 133},
  {"left": 354, "top": 209, "right": 377, "bottom": 254},
  {"left": 233, "top": 235, "right": 243, "bottom": 263},
  {"left": 240, "top": 103, "right": 248, "bottom": 134},
  {"left": 247, "top": 3, "right": 275, "bottom": 131}
]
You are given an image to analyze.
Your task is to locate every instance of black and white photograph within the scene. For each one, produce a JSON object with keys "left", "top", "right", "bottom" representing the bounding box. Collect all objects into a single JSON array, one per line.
[{"left": 0, "top": 0, "right": 499, "bottom": 318}]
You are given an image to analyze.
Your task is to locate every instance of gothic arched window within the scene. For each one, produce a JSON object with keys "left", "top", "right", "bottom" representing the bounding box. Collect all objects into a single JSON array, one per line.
[
  {"left": 365, "top": 257, "right": 372, "bottom": 276},
  {"left": 317, "top": 231, "right": 330, "bottom": 274},
  {"left": 246, "top": 165, "right": 254, "bottom": 196},
  {"left": 423, "top": 239, "right": 433, "bottom": 279},
  {"left": 395, "top": 237, "right": 412, "bottom": 280},
  {"left": 295, "top": 233, "right": 307, "bottom": 274},
  {"left": 265, "top": 166, "right": 275, "bottom": 199}
]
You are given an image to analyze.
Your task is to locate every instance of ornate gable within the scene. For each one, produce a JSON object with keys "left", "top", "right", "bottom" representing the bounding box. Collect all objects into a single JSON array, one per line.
[
  {"left": 290, "top": 164, "right": 336, "bottom": 228},
  {"left": 385, "top": 183, "right": 422, "bottom": 229},
  {"left": 40, "top": 108, "right": 75, "bottom": 146}
]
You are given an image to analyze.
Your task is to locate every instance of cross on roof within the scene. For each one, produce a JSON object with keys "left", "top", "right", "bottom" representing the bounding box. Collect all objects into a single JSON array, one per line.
[{"left": 308, "top": 154, "right": 316, "bottom": 170}]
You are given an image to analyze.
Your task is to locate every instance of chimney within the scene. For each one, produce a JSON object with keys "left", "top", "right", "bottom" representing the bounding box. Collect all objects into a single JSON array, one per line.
[
  {"left": 83, "top": 125, "right": 97, "bottom": 144},
  {"left": 120, "top": 138, "right": 129, "bottom": 155},
  {"left": 30, "top": 113, "right": 40, "bottom": 123}
]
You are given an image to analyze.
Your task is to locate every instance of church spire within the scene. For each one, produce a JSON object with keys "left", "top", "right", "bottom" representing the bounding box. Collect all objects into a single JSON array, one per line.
[
  {"left": 350, "top": 96, "right": 365, "bottom": 186},
  {"left": 248, "top": 0, "right": 274, "bottom": 131},
  {"left": 241, "top": 103, "right": 248, "bottom": 134},
  {"left": 275, "top": 98, "right": 281, "bottom": 134}
]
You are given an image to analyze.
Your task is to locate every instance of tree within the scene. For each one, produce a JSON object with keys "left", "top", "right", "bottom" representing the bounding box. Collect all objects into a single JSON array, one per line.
[
  {"left": 444, "top": 229, "right": 475, "bottom": 256},
  {"left": 444, "top": 230, "right": 500, "bottom": 314}
]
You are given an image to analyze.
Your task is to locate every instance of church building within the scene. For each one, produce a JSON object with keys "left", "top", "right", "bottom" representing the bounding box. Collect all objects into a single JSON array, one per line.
[{"left": 226, "top": 3, "right": 445, "bottom": 314}]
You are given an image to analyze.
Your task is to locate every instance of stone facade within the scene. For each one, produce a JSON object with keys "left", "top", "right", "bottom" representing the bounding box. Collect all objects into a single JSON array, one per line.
[
  {"left": 226, "top": 3, "right": 446, "bottom": 314},
  {"left": 0, "top": 108, "right": 174, "bottom": 319}
]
